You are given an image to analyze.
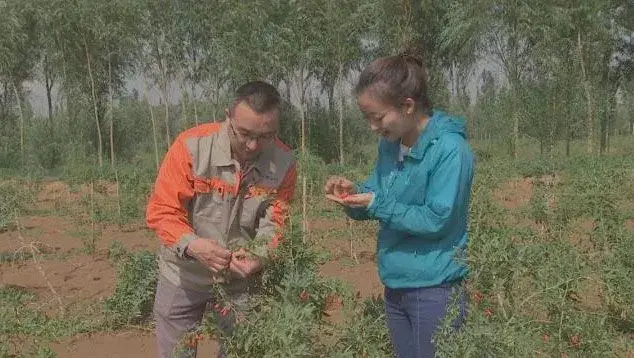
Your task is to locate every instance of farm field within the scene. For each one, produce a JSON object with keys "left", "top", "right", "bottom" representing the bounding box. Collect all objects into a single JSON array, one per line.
[
  {"left": 2, "top": 139, "right": 633, "bottom": 357},
  {"left": 1, "top": 1, "right": 633, "bottom": 356}
]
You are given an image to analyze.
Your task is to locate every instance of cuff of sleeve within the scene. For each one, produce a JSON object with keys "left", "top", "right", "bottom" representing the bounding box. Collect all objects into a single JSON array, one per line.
[
  {"left": 175, "top": 233, "right": 197, "bottom": 259},
  {"left": 367, "top": 190, "right": 387, "bottom": 220},
  {"left": 366, "top": 192, "right": 376, "bottom": 209}
]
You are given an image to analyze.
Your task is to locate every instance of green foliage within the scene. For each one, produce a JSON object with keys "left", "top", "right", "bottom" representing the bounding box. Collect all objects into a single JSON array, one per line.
[
  {"left": 514, "top": 157, "right": 560, "bottom": 178},
  {"left": 528, "top": 182, "right": 549, "bottom": 225},
  {"left": 435, "top": 149, "right": 634, "bottom": 357},
  {"left": 219, "top": 295, "right": 320, "bottom": 357},
  {"left": 331, "top": 296, "right": 391, "bottom": 357},
  {"left": 0, "top": 1, "right": 633, "bottom": 357},
  {"left": 0, "top": 126, "right": 21, "bottom": 170},
  {"left": 603, "top": 230, "right": 634, "bottom": 333},
  {"left": 30, "top": 345, "right": 57, "bottom": 358},
  {"left": 103, "top": 250, "right": 158, "bottom": 328},
  {"left": 200, "top": 213, "right": 391, "bottom": 357},
  {"left": 556, "top": 157, "right": 626, "bottom": 225},
  {"left": 0, "top": 286, "right": 97, "bottom": 339},
  {"left": 107, "top": 240, "right": 128, "bottom": 264},
  {"left": 0, "top": 180, "right": 34, "bottom": 231}
]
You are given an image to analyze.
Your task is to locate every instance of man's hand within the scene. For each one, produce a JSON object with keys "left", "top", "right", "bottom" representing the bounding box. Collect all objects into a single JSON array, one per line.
[
  {"left": 228, "top": 248, "right": 263, "bottom": 279},
  {"left": 324, "top": 176, "right": 357, "bottom": 200},
  {"left": 185, "top": 238, "right": 232, "bottom": 273}
]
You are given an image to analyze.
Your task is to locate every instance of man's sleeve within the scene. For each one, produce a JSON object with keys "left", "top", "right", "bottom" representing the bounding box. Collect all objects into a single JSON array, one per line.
[
  {"left": 250, "top": 162, "right": 297, "bottom": 264},
  {"left": 146, "top": 136, "right": 197, "bottom": 258}
]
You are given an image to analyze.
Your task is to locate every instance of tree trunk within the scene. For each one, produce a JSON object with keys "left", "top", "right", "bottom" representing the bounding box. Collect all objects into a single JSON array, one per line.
[
  {"left": 577, "top": 31, "right": 595, "bottom": 155},
  {"left": 299, "top": 72, "right": 306, "bottom": 155},
  {"left": 179, "top": 79, "right": 188, "bottom": 128},
  {"left": 337, "top": 62, "right": 344, "bottom": 166},
  {"left": 512, "top": 109, "right": 519, "bottom": 159},
  {"left": 451, "top": 62, "right": 458, "bottom": 106},
  {"left": 144, "top": 77, "right": 160, "bottom": 171},
  {"left": 85, "top": 38, "right": 103, "bottom": 167},
  {"left": 12, "top": 82, "right": 25, "bottom": 164},
  {"left": 327, "top": 82, "right": 335, "bottom": 118},
  {"left": 44, "top": 55, "right": 54, "bottom": 123},
  {"left": 566, "top": 124, "right": 571, "bottom": 157},
  {"left": 1, "top": 83, "right": 9, "bottom": 119},
  {"left": 605, "top": 82, "right": 617, "bottom": 154},
  {"left": 57, "top": 32, "right": 70, "bottom": 133},
  {"left": 162, "top": 79, "right": 170, "bottom": 146},
  {"left": 509, "top": 75, "right": 520, "bottom": 160},
  {"left": 549, "top": 101, "right": 555, "bottom": 154},
  {"left": 45, "top": 79, "right": 54, "bottom": 122},
  {"left": 155, "top": 38, "right": 171, "bottom": 146},
  {"left": 191, "top": 83, "right": 199, "bottom": 126},
  {"left": 298, "top": 69, "right": 308, "bottom": 241},
  {"left": 108, "top": 55, "right": 116, "bottom": 169},
  {"left": 599, "top": 113, "right": 607, "bottom": 155},
  {"left": 284, "top": 78, "right": 292, "bottom": 103},
  {"left": 212, "top": 79, "right": 222, "bottom": 121},
  {"left": 187, "top": 55, "right": 199, "bottom": 126}
]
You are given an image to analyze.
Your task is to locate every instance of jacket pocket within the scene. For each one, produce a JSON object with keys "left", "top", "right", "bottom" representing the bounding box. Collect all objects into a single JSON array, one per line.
[
  {"left": 240, "top": 195, "right": 269, "bottom": 238},
  {"left": 191, "top": 177, "right": 232, "bottom": 239}
]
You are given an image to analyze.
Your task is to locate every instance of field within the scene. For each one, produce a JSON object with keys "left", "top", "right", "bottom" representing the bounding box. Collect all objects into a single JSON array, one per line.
[
  {"left": 0, "top": 138, "right": 632, "bottom": 358},
  {"left": 1, "top": 0, "right": 633, "bottom": 356}
]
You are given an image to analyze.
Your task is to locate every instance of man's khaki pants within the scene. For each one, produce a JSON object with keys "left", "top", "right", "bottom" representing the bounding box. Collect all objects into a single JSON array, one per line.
[{"left": 153, "top": 275, "right": 249, "bottom": 358}]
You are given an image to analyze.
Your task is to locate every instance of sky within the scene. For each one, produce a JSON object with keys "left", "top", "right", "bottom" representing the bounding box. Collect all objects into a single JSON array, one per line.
[{"left": 23, "top": 62, "right": 503, "bottom": 119}]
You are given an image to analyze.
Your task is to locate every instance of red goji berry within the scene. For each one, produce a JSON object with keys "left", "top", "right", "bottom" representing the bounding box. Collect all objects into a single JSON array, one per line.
[
  {"left": 299, "top": 290, "right": 309, "bottom": 302},
  {"left": 220, "top": 307, "right": 229, "bottom": 316},
  {"left": 471, "top": 290, "right": 483, "bottom": 304}
]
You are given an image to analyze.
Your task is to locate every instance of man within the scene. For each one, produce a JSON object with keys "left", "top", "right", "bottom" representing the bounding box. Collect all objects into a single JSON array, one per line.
[{"left": 146, "top": 81, "right": 297, "bottom": 358}]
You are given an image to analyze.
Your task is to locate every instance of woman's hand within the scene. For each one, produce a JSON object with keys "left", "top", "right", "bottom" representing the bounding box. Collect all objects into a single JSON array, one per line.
[
  {"left": 324, "top": 176, "right": 358, "bottom": 204},
  {"left": 324, "top": 176, "right": 373, "bottom": 208},
  {"left": 341, "top": 193, "right": 374, "bottom": 208},
  {"left": 325, "top": 176, "right": 356, "bottom": 196}
]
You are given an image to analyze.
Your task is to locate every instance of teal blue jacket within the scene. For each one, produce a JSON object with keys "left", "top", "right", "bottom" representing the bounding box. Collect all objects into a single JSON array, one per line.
[{"left": 347, "top": 110, "right": 474, "bottom": 289}]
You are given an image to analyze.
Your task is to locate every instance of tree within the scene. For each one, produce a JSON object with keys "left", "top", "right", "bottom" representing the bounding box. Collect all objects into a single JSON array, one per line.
[
  {"left": 174, "top": 0, "right": 235, "bottom": 123},
  {"left": 444, "top": 1, "right": 543, "bottom": 159},
  {"left": 100, "top": 0, "right": 144, "bottom": 168},
  {"left": 142, "top": 0, "right": 182, "bottom": 147},
  {"left": 0, "top": 0, "right": 39, "bottom": 162},
  {"left": 47, "top": 0, "right": 141, "bottom": 167},
  {"left": 35, "top": 5, "right": 58, "bottom": 123},
  {"left": 314, "top": 0, "right": 373, "bottom": 165}
]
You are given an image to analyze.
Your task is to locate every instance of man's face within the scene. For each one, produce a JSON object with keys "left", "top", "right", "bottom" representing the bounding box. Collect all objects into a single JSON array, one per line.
[{"left": 227, "top": 101, "right": 279, "bottom": 163}]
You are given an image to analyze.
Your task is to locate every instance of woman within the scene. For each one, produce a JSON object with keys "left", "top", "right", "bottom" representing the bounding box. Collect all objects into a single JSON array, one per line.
[{"left": 325, "top": 54, "right": 474, "bottom": 358}]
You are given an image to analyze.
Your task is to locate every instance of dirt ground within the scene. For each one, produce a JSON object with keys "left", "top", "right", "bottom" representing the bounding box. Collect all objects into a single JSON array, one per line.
[
  {"left": 0, "top": 181, "right": 382, "bottom": 357},
  {"left": 2, "top": 176, "right": 618, "bottom": 357}
]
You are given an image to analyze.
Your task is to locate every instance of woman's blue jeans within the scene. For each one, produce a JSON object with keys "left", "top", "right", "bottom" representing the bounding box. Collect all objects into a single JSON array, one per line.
[{"left": 384, "top": 284, "right": 467, "bottom": 358}]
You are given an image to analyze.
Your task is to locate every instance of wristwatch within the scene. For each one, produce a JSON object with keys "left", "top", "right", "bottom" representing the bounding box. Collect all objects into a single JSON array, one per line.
[{"left": 175, "top": 233, "right": 197, "bottom": 259}]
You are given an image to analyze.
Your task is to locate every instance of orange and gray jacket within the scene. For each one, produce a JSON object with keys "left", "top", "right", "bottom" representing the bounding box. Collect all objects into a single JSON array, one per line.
[{"left": 146, "top": 121, "right": 297, "bottom": 291}]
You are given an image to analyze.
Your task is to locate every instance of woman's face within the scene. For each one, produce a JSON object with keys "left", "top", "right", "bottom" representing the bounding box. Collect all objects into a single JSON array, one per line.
[{"left": 356, "top": 88, "right": 416, "bottom": 142}]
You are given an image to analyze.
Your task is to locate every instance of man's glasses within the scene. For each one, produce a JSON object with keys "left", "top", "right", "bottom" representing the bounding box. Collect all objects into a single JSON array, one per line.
[{"left": 228, "top": 117, "right": 276, "bottom": 144}]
